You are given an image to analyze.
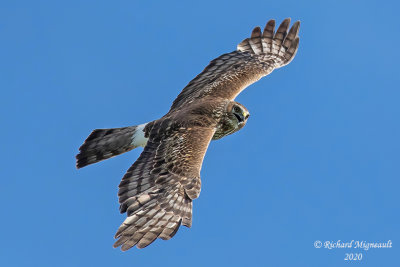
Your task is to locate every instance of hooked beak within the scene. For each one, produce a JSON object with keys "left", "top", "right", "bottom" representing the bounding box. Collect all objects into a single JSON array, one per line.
[
  {"left": 234, "top": 110, "right": 250, "bottom": 124},
  {"left": 243, "top": 110, "right": 250, "bottom": 120}
]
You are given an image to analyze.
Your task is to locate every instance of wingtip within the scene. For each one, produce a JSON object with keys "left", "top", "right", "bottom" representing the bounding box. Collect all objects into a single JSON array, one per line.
[
  {"left": 287, "top": 20, "right": 301, "bottom": 40},
  {"left": 282, "top": 17, "right": 291, "bottom": 25},
  {"left": 266, "top": 19, "right": 276, "bottom": 29},
  {"left": 251, "top": 26, "right": 262, "bottom": 38}
]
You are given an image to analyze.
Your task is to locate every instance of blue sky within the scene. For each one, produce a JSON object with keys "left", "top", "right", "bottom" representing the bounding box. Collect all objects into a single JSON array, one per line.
[{"left": 1, "top": 0, "right": 399, "bottom": 266}]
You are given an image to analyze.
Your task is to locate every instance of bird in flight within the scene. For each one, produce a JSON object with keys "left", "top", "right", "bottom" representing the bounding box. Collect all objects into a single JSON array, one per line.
[{"left": 76, "top": 18, "right": 300, "bottom": 251}]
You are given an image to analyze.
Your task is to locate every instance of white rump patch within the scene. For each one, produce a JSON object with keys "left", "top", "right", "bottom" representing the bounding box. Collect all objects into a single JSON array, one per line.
[{"left": 131, "top": 123, "right": 149, "bottom": 147}]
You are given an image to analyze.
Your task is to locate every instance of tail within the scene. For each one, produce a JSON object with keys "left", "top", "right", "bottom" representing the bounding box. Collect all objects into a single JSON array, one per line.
[
  {"left": 76, "top": 123, "right": 149, "bottom": 169},
  {"left": 237, "top": 18, "right": 300, "bottom": 68}
]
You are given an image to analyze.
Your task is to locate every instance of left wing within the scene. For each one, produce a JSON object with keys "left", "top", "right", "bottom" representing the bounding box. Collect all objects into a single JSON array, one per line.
[
  {"left": 114, "top": 120, "right": 215, "bottom": 250},
  {"left": 169, "top": 18, "right": 300, "bottom": 111}
]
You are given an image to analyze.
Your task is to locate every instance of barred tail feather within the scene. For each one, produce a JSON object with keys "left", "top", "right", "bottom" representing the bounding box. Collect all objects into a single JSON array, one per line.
[
  {"left": 76, "top": 123, "right": 148, "bottom": 169},
  {"left": 237, "top": 18, "right": 300, "bottom": 68}
]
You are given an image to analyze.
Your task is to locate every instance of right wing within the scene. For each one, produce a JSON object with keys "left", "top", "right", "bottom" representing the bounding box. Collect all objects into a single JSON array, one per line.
[{"left": 169, "top": 18, "right": 300, "bottom": 111}]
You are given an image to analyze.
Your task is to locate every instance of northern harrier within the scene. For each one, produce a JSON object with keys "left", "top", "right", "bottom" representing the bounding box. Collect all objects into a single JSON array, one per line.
[{"left": 76, "top": 18, "right": 300, "bottom": 250}]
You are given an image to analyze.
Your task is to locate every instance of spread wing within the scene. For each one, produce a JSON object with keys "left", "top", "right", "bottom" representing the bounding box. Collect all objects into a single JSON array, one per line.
[
  {"left": 113, "top": 121, "right": 215, "bottom": 250},
  {"left": 170, "top": 18, "right": 300, "bottom": 111}
]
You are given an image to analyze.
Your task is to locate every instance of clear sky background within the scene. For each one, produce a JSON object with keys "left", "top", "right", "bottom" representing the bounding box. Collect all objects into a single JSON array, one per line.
[{"left": 1, "top": 1, "right": 399, "bottom": 266}]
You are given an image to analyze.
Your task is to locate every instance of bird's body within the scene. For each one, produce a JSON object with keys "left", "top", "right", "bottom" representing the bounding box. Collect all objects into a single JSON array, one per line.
[{"left": 76, "top": 18, "right": 300, "bottom": 250}]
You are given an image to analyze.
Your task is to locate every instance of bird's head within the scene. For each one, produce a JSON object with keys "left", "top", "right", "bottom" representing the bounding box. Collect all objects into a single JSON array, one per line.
[
  {"left": 211, "top": 100, "right": 250, "bottom": 140},
  {"left": 227, "top": 101, "right": 250, "bottom": 130}
]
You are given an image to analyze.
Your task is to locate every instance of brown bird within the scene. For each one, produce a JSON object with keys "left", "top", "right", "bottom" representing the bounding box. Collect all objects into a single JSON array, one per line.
[{"left": 76, "top": 18, "right": 300, "bottom": 250}]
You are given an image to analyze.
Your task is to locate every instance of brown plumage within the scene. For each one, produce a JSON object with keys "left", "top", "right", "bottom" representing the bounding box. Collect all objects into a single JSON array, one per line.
[{"left": 76, "top": 18, "right": 300, "bottom": 250}]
